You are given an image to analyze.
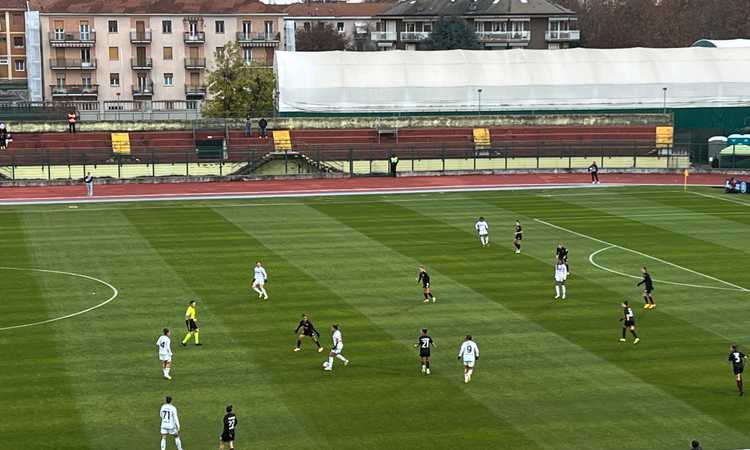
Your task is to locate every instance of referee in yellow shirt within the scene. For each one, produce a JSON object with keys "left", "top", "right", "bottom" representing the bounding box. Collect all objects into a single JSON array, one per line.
[{"left": 182, "top": 300, "right": 201, "bottom": 346}]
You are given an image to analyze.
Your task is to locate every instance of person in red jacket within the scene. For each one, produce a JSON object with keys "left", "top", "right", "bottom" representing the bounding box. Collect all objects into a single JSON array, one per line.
[{"left": 67, "top": 110, "right": 77, "bottom": 133}]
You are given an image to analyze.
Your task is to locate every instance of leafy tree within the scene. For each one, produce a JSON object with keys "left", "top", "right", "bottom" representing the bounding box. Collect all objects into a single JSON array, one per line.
[
  {"left": 202, "top": 41, "right": 275, "bottom": 118},
  {"left": 425, "top": 16, "right": 481, "bottom": 50},
  {"left": 296, "top": 23, "right": 350, "bottom": 51}
]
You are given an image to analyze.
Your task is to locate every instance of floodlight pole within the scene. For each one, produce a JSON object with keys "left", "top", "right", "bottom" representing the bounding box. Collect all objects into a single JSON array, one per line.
[
  {"left": 477, "top": 88, "right": 483, "bottom": 116},
  {"left": 662, "top": 87, "right": 667, "bottom": 114}
]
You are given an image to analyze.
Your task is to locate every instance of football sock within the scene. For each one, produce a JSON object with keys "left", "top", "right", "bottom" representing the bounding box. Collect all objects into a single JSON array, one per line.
[
  {"left": 467, "top": 369, "right": 473, "bottom": 378},
  {"left": 252, "top": 287, "right": 262, "bottom": 295},
  {"left": 315, "top": 341, "right": 321, "bottom": 348},
  {"left": 175, "top": 437, "right": 183, "bottom": 450},
  {"left": 194, "top": 331, "right": 200, "bottom": 344},
  {"left": 182, "top": 333, "right": 190, "bottom": 344},
  {"left": 336, "top": 354, "right": 348, "bottom": 363},
  {"left": 426, "top": 361, "right": 430, "bottom": 368},
  {"left": 561, "top": 286, "right": 566, "bottom": 298},
  {"left": 328, "top": 356, "right": 334, "bottom": 367},
  {"left": 163, "top": 368, "right": 168, "bottom": 377},
  {"left": 622, "top": 328, "right": 626, "bottom": 339},
  {"left": 261, "top": 287, "right": 268, "bottom": 297},
  {"left": 630, "top": 330, "right": 638, "bottom": 338},
  {"left": 296, "top": 339, "right": 301, "bottom": 348},
  {"left": 423, "top": 293, "right": 429, "bottom": 300},
  {"left": 555, "top": 285, "right": 560, "bottom": 297},
  {"left": 160, "top": 438, "right": 166, "bottom": 450},
  {"left": 165, "top": 368, "right": 170, "bottom": 376},
  {"left": 428, "top": 293, "right": 434, "bottom": 299}
]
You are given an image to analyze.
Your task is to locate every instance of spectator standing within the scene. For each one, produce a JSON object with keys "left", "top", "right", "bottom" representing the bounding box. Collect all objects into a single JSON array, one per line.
[
  {"left": 690, "top": 440, "right": 702, "bottom": 450},
  {"left": 588, "top": 160, "right": 599, "bottom": 184},
  {"left": 84, "top": 172, "right": 94, "bottom": 197},
  {"left": 389, "top": 153, "right": 399, "bottom": 177},
  {"left": 258, "top": 118, "right": 268, "bottom": 138},
  {"left": 67, "top": 110, "right": 77, "bottom": 133},
  {"left": 244, "top": 116, "right": 252, "bottom": 137},
  {"left": 0, "top": 123, "right": 8, "bottom": 150}
]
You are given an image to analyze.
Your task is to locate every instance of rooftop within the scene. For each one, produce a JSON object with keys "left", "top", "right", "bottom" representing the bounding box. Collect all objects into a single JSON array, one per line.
[
  {"left": 285, "top": 2, "right": 395, "bottom": 18},
  {"left": 378, "top": 0, "right": 575, "bottom": 17},
  {"left": 30, "top": 0, "right": 284, "bottom": 15}
]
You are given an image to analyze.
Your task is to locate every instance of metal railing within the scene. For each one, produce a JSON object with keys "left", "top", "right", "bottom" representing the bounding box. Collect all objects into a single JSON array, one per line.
[
  {"left": 183, "top": 31, "right": 206, "bottom": 43},
  {"left": 184, "top": 58, "right": 206, "bottom": 69},
  {"left": 130, "top": 30, "right": 152, "bottom": 43},
  {"left": 545, "top": 30, "right": 581, "bottom": 41},
  {"left": 50, "top": 85, "right": 99, "bottom": 96},
  {"left": 49, "top": 31, "right": 96, "bottom": 45},
  {"left": 236, "top": 32, "right": 279, "bottom": 42},
  {"left": 371, "top": 31, "right": 397, "bottom": 41},
  {"left": 130, "top": 57, "right": 153, "bottom": 69},
  {"left": 185, "top": 84, "right": 207, "bottom": 96},
  {"left": 132, "top": 82, "right": 154, "bottom": 97},
  {"left": 0, "top": 141, "right": 691, "bottom": 181},
  {"left": 49, "top": 58, "right": 97, "bottom": 70},
  {"left": 400, "top": 31, "right": 430, "bottom": 41},
  {"left": 476, "top": 31, "right": 531, "bottom": 42}
]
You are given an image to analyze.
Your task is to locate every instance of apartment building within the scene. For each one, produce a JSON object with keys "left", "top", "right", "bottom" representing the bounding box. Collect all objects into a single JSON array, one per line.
[
  {"left": 374, "top": 0, "right": 578, "bottom": 50},
  {"left": 284, "top": 3, "right": 394, "bottom": 51},
  {"left": 32, "top": 0, "right": 285, "bottom": 103},
  {"left": 0, "top": 0, "right": 28, "bottom": 101}
]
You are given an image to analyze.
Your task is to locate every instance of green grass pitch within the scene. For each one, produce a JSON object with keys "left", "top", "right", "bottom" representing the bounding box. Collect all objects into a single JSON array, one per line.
[{"left": 2, "top": 185, "right": 750, "bottom": 450}]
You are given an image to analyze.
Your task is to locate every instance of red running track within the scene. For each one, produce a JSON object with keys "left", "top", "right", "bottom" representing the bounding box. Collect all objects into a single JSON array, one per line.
[{"left": 0, "top": 173, "right": 726, "bottom": 204}]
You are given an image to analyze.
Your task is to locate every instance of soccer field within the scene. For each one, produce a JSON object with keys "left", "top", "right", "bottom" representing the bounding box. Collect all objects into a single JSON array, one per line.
[{"left": 3, "top": 185, "right": 750, "bottom": 450}]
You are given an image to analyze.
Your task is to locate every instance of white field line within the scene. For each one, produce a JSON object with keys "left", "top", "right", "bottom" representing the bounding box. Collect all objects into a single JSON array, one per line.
[
  {"left": 534, "top": 218, "right": 750, "bottom": 293},
  {"left": 0, "top": 267, "right": 119, "bottom": 331},
  {"left": 689, "top": 190, "right": 750, "bottom": 206},
  {"left": 588, "top": 246, "right": 747, "bottom": 292},
  {"left": 0, "top": 182, "right": 722, "bottom": 207}
]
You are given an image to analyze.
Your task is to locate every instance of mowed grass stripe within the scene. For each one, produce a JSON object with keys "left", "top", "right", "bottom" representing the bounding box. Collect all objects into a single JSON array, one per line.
[
  {"left": 119, "top": 207, "right": 325, "bottom": 450},
  {"left": 0, "top": 212, "right": 87, "bottom": 450},
  {"left": 215, "top": 205, "right": 545, "bottom": 449},
  {"left": 319, "top": 197, "right": 749, "bottom": 449}
]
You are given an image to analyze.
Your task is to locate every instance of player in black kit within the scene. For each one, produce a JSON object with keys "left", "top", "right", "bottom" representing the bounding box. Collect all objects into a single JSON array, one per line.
[
  {"left": 637, "top": 266, "right": 655, "bottom": 309},
  {"left": 415, "top": 328, "right": 435, "bottom": 375},
  {"left": 219, "top": 404, "right": 237, "bottom": 450},
  {"left": 619, "top": 301, "right": 640, "bottom": 344},
  {"left": 418, "top": 266, "right": 436, "bottom": 303},
  {"left": 513, "top": 221, "right": 523, "bottom": 254},
  {"left": 294, "top": 314, "right": 324, "bottom": 352},
  {"left": 728, "top": 344, "right": 747, "bottom": 396},
  {"left": 556, "top": 242, "right": 569, "bottom": 273}
]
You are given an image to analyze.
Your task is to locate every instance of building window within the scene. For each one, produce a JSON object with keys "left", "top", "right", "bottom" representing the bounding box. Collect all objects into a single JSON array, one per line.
[
  {"left": 108, "top": 20, "right": 118, "bottom": 33},
  {"left": 164, "top": 73, "right": 173, "bottom": 86},
  {"left": 109, "top": 47, "right": 119, "bottom": 61},
  {"left": 424, "top": 23, "right": 432, "bottom": 33},
  {"left": 303, "top": 22, "right": 311, "bottom": 32},
  {"left": 337, "top": 22, "right": 344, "bottom": 33},
  {"left": 13, "top": 37, "right": 24, "bottom": 48},
  {"left": 216, "top": 47, "right": 224, "bottom": 57},
  {"left": 82, "top": 75, "right": 92, "bottom": 87},
  {"left": 110, "top": 73, "right": 120, "bottom": 87},
  {"left": 11, "top": 13, "right": 23, "bottom": 26},
  {"left": 264, "top": 21, "right": 273, "bottom": 35},
  {"left": 243, "top": 47, "right": 252, "bottom": 64},
  {"left": 163, "top": 46, "right": 173, "bottom": 60},
  {"left": 14, "top": 59, "right": 25, "bottom": 72},
  {"left": 162, "top": 20, "right": 172, "bottom": 34},
  {"left": 215, "top": 20, "right": 224, "bottom": 33}
]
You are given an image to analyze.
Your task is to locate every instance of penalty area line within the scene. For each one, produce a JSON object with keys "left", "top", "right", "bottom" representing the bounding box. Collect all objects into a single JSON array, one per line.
[{"left": 534, "top": 218, "right": 750, "bottom": 293}]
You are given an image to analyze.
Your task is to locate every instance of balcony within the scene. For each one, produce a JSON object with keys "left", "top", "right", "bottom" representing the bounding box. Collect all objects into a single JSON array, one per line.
[
  {"left": 476, "top": 31, "right": 530, "bottom": 43},
  {"left": 184, "top": 58, "right": 206, "bottom": 69},
  {"left": 371, "top": 31, "right": 397, "bottom": 41},
  {"left": 185, "top": 84, "right": 207, "bottom": 97},
  {"left": 49, "top": 58, "right": 97, "bottom": 70},
  {"left": 130, "top": 30, "right": 152, "bottom": 43},
  {"left": 545, "top": 30, "right": 580, "bottom": 41},
  {"left": 183, "top": 31, "right": 205, "bottom": 44},
  {"left": 132, "top": 82, "right": 154, "bottom": 97},
  {"left": 131, "top": 57, "right": 153, "bottom": 70},
  {"left": 236, "top": 32, "right": 280, "bottom": 47},
  {"left": 49, "top": 31, "right": 96, "bottom": 47},
  {"left": 400, "top": 31, "right": 430, "bottom": 42},
  {"left": 50, "top": 84, "right": 99, "bottom": 97}
]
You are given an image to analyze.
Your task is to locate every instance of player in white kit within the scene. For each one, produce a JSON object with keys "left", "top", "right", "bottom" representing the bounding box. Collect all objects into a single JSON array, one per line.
[
  {"left": 475, "top": 217, "right": 490, "bottom": 247},
  {"left": 159, "top": 396, "right": 184, "bottom": 450},
  {"left": 323, "top": 324, "right": 349, "bottom": 371},
  {"left": 156, "top": 328, "right": 173, "bottom": 380},
  {"left": 458, "top": 335, "right": 480, "bottom": 383},
  {"left": 252, "top": 261, "right": 269, "bottom": 300},
  {"left": 554, "top": 260, "right": 569, "bottom": 300}
]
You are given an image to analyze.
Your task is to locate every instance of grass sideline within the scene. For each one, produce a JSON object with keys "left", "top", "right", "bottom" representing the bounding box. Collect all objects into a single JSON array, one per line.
[{"left": 2, "top": 185, "right": 750, "bottom": 450}]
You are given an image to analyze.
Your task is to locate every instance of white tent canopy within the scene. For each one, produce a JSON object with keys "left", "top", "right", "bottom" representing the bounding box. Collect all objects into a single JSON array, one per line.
[
  {"left": 274, "top": 48, "right": 750, "bottom": 113},
  {"left": 692, "top": 39, "right": 750, "bottom": 48}
]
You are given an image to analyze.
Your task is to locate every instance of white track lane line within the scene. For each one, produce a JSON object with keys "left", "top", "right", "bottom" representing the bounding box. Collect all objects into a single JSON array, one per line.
[
  {"left": 0, "top": 267, "right": 119, "bottom": 332},
  {"left": 588, "top": 246, "right": 747, "bottom": 292},
  {"left": 534, "top": 218, "right": 750, "bottom": 293}
]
